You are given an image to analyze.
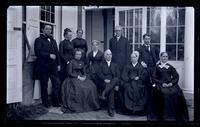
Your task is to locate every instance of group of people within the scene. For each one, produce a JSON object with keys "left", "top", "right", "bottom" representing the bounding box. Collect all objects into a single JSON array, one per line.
[{"left": 33, "top": 24, "right": 189, "bottom": 121}]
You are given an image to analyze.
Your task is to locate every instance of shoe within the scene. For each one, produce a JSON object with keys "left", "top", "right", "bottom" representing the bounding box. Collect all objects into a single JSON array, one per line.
[
  {"left": 108, "top": 109, "right": 115, "bottom": 117},
  {"left": 43, "top": 102, "right": 51, "bottom": 108}
]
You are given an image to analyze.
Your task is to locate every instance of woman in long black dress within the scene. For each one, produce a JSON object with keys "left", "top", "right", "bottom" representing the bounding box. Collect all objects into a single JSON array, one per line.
[
  {"left": 59, "top": 28, "right": 74, "bottom": 83},
  {"left": 87, "top": 40, "right": 104, "bottom": 92},
  {"left": 61, "top": 50, "right": 100, "bottom": 113},
  {"left": 72, "top": 29, "right": 88, "bottom": 64},
  {"left": 149, "top": 52, "right": 189, "bottom": 121},
  {"left": 122, "top": 51, "right": 148, "bottom": 115}
]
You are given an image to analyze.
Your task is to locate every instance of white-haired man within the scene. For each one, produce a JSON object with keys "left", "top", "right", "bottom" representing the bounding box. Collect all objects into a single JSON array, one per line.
[{"left": 98, "top": 49, "right": 120, "bottom": 117}]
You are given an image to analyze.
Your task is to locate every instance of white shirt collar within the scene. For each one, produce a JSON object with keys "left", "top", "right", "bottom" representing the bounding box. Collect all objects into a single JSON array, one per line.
[
  {"left": 106, "top": 60, "right": 111, "bottom": 63},
  {"left": 143, "top": 43, "right": 150, "bottom": 47},
  {"left": 116, "top": 36, "right": 121, "bottom": 41},
  {"left": 106, "top": 60, "right": 111, "bottom": 66},
  {"left": 93, "top": 50, "right": 98, "bottom": 57},
  {"left": 47, "top": 38, "right": 51, "bottom": 42},
  {"left": 132, "top": 62, "right": 138, "bottom": 67}
]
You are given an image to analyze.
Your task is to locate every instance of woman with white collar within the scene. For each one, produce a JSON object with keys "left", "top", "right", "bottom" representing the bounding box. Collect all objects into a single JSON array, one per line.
[{"left": 149, "top": 52, "right": 189, "bottom": 121}]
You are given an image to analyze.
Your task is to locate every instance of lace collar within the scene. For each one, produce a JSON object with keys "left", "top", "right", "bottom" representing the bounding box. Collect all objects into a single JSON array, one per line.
[{"left": 158, "top": 62, "right": 170, "bottom": 69}]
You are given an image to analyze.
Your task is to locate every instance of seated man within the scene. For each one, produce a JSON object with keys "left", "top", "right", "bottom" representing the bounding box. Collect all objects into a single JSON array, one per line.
[{"left": 98, "top": 49, "right": 120, "bottom": 117}]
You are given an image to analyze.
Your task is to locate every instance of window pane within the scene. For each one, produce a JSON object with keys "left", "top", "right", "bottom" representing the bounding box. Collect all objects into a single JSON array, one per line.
[
  {"left": 41, "top": 10, "right": 45, "bottom": 21},
  {"left": 51, "top": 6, "right": 55, "bottom": 13},
  {"left": 178, "top": 8, "right": 185, "bottom": 25},
  {"left": 150, "top": 27, "right": 160, "bottom": 44},
  {"left": 147, "top": 26, "right": 151, "bottom": 34},
  {"left": 166, "top": 27, "right": 176, "bottom": 43},
  {"left": 150, "top": 7, "right": 161, "bottom": 26},
  {"left": 134, "top": 44, "right": 140, "bottom": 51},
  {"left": 46, "top": 12, "right": 50, "bottom": 22},
  {"left": 128, "top": 28, "right": 133, "bottom": 43},
  {"left": 166, "top": 45, "right": 176, "bottom": 60},
  {"left": 127, "top": 10, "right": 133, "bottom": 26},
  {"left": 147, "top": 8, "right": 150, "bottom": 27},
  {"left": 51, "top": 13, "right": 55, "bottom": 23},
  {"left": 135, "top": 9, "right": 142, "bottom": 26},
  {"left": 178, "top": 44, "right": 184, "bottom": 60},
  {"left": 46, "top": 6, "right": 50, "bottom": 12},
  {"left": 151, "top": 44, "right": 160, "bottom": 52},
  {"left": 135, "top": 27, "right": 142, "bottom": 44},
  {"left": 122, "top": 27, "right": 125, "bottom": 36},
  {"left": 119, "top": 11, "right": 125, "bottom": 27},
  {"left": 178, "top": 27, "right": 184, "bottom": 43},
  {"left": 166, "top": 7, "right": 177, "bottom": 26}
]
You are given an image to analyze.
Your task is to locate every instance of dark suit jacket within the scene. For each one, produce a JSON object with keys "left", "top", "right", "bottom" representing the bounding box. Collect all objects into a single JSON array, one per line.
[
  {"left": 98, "top": 60, "right": 120, "bottom": 82},
  {"left": 137, "top": 44, "right": 159, "bottom": 68},
  {"left": 34, "top": 34, "right": 60, "bottom": 75},
  {"left": 109, "top": 36, "right": 131, "bottom": 71}
]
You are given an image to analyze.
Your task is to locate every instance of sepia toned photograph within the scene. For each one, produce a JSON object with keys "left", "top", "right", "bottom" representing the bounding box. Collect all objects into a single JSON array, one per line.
[{"left": 6, "top": 6, "right": 195, "bottom": 123}]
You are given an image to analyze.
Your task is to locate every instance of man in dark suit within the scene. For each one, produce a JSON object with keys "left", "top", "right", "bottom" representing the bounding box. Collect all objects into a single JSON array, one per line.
[
  {"left": 34, "top": 24, "right": 61, "bottom": 108},
  {"left": 109, "top": 26, "right": 131, "bottom": 72},
  {"left": 98, "top": 49, "right": 120, "bottom": 117},
  {"left": 109, "top": 25, "right": 131, "bottom": 114},
  {"left": 137, "top": 33, "right": 160, "bottom": 84},
  {"left": 137, "top": 33, "right": 160, "bottom": 119}
]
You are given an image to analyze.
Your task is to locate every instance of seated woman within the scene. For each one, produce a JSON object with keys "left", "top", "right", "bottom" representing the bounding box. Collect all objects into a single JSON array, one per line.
[
  {"left": 61, "top": 49, "right": 100, "bottom": 113},
  {"left": 150, "top": 52, "right": 189, "bottom": 121},
  {"left": 122, "top": 51, "right": 148, "bottom": 115}
]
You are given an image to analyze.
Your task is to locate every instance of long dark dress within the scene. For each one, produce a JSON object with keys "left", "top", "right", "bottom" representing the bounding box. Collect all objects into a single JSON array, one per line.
[
  {"left": 61, "top": 59, "right": 100, "bottom": 113},
  {"left": 122, "top": 62, "right": 148, "bottom": 113},
  {"left": 149, "top": 63, "right": 189, "bottom": 121},
  {"left": 59, "top": 39, "right": 74, "bottom": 83},
  {"left": 72, "top": 37, "right": 88, "bottom": 64},
  {"left": 87, "top": 50, "right": 104, "bottom": 90}
]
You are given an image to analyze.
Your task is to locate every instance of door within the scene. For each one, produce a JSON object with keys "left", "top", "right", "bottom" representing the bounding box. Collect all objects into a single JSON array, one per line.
[{"left": 7, "top": 6, "right": 22, "bottom": 104}]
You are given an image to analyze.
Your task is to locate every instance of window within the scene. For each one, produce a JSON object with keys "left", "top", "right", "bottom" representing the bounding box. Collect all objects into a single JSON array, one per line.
[
  {"left": 40, "top": 6, "right": 55, "bottom": 35},
  {"left": 118, "top": 7, "right": 185, "bottom": 61},
  {"left": 119, "top": 8, "right": 142, "bottom": 52},
  {"left": 166, "top": 7, "right": 185, "bottom": 61},
  {"left": 147, "top": 7, "right": 161, "bottom": 51}
]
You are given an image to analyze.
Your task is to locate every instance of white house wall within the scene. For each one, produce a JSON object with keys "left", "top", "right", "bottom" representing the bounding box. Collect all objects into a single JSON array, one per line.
[{"left": 61, "top": 6, "right": 78, "bottom": 41}]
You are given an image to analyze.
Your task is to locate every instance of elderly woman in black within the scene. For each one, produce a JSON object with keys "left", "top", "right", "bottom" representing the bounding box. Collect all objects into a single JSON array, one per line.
[
  {"left": 149, "top": 52, "right": 189, "bottom": 121},
  {"left": 122, "top": 51, "right": 148, "bottom": 115},
  {"left": 61, "top": 49, "right": 100, "bottom": 113}
]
